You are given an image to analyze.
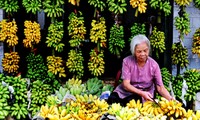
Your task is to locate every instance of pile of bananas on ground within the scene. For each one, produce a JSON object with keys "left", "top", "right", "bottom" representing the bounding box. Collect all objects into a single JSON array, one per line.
[
  {"left": 85, "top": 77, "right": 103, "bottom": 96},
  {"left": 23, "top": 20, "right": 41, "bottom": 48},
  {"left": 90, "top": 17, "right": 107, "bottom": 49},
  {"left": 69, "top": 0, "right": 80, "bottom": 6},
  {"left": 68, "top": 11, "right": 86, "bottom": 47},
  {"left": 108, "top": 24, "right": 125, "bottom": 57},
  {"left": 67, "top": 78, "right": 86, "bottom": 96},
  {"left": 149, "top": 0, "right": 171, "bottom": 16},
  {"left": 192, "top": 27, "right": 200, "bottom": 57},
  {"left": 149, "top": 27, "right": 166, "bottom": 58},
  {"left": 129, "top": 0, "right": 147, "bottom": 17},
  {"left": 43, "top": 0, "right": 64, "bottom": 17},
  {"left": 129, "top": 23, "right": 146, "bottom": 42},
  {"left": 46, "top": 21, "right": 64, "bottom": 52},
  {"left": 171, "top": 42, "right": 189, "bottom": 68},
  {"left": 171, "top": 75, "right": 184, "bottom": 100},
  {"left": 107, "top": 0, "right": 127, "bottom": 14},
  {"left": 88, "top": 50, "right": 105, "bottom": 77},
  {"left": 194, "top": 0, "right": 200, "bottom": 9},
  {"left": 175, "top": 0, "right": 192, "bottom": 6},
  {"left": 183, "top": 69, "right": 200, "bottom": 102},
  {"left": 0, "top": 0, "right": 19, "bottom": 13},
  {"left": 22, "top": 0, "right": 42, "bottom": 14},
  {"left": 2, "top": 52, "right": 20, "bottom": 74},
  {"left": 0, "top": 19, "right": 18, "bottom": 47},
  {"left": 88, "top": 0, "right": 106, "bottom": 12},
  {"left": 47, "top": 55, "right": 66, "bottom": 78}
]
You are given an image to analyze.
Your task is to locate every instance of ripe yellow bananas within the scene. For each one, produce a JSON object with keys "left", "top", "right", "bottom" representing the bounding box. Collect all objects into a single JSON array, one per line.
[{"left": 130, "top": 0, "right": 147, "bottom": 16}]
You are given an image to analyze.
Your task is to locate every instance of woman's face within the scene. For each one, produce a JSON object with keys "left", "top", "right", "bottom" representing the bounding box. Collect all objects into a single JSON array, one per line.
[{"left": 135, "top": 41, "right": 149, "bottom": 63}]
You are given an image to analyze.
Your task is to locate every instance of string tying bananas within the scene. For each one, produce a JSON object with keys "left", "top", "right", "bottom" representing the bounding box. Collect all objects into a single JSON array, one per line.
[
  {"left": 150, "top": 27, "right": 166, "bottom": 58},
  {"left": 0, "top": 19, "right": 18, "bottom": 47},
  {"left": 2, "top": 52, "right": 20, "bottom": 74},
  {"left": 149, "top": 0, "right": 171, "bottom": 16},
  {"left": 66, "top": 50, "right": 84, "bottom": 79},
  {"left": 88, "top": 50, "right": 105, "bottom": 77},
  {"left": 129, "top": 23, "right": 146, "bottom": 42},
  {"left": 130, "top": 0, "right": 147, "bottom": 17},
  {"left": 175, "top": 0, "right": 192, "bottom": 6},
  {"left": 107, "top": 0, "right": 127, "bottom": 14},
  {"left": 23, "top": 20, "right": 41, "bottom": 48},
  {"left": 192, "top": 27, "right": 200, "bottom": 57},
  {"left": 47, "top": 56, "right": 66, "bottom": 78},
  {"left": 68, "top": 11, "right": 86, "bottom": 47}
]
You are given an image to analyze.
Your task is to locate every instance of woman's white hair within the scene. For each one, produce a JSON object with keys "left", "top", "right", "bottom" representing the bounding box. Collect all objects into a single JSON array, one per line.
[{"left": 130, "top": 34, "right": 150, "bottom": 56}]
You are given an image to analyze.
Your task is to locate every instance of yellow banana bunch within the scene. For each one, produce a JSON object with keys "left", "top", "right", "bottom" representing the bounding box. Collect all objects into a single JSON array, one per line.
[
  {"left": 192, "top": 28, "right": 200, "bottom": 57},
  {"left": 66, "top": 77, "right": 82, "bottom": 88},
  {"left": 2, "top": 52, "right": 20, "bottom": 73},
  {"left": 68, "top": 0, "right": 80, "bottom": 6},
  {"left": 141, "top": 100, "right": 164, "bottom": 116},
  {"left": 88, "top": 49, "right": 105, "bottom": 76},
  {"left": 130, "top": 0, "right": 147, "bottom": 17},
  {"left": 0, "top": 19, "right": 18, "bottom": 47},
  {"left": 47, "top": 56, "right": 66, "bottom": 78},
  {"left": 108, "top": 103, "right": 122, "bottom": 115},
  {"left": 39, "top": 105, "right": 58, "bottom": 118},
  {"left": 75, "top": 94, "right": 98, "bottom": 103},
  {"left": 175, "top": 0, "right": 192, "bottom": 6},
  {"left": 116, "top": 106, "right": 140, "bottom": 120},
  {"left": 126, "top": 99, "right": 142, "bottom": 111},
  {"left": 23, "top": 20, "right": 41, "bottom": 48}
]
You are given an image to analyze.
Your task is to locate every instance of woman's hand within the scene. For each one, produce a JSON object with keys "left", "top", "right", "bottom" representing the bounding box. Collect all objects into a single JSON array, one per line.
[{"left": 140, "top": 91, "right": 153, "bottom": 101}]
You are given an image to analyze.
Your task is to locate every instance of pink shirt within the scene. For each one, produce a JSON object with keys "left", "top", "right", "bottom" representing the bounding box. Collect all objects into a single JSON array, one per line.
[{"left": 114, "top": 55, "right": 164, "bottom": 102}]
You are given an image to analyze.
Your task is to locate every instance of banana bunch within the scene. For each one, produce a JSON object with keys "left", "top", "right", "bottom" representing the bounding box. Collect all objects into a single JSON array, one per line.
[
  {"left": 68, "top": 0, "right": 80, "bottom": 6},
  {"left": 150, "top": 27, "right": 166, "bottom": 58},
  {"left": 46, "top": 95, "right": 62, "bottom": 106},
  {"left": 174, "top": 9, "right": 191, "bottom": 36},
  {"left": 43, "top": 0, "right": 64, "bottom": 17},
  {"left": 171, "top": 42, "right": 189, "bottom": 68},
  {"left": 171, "top": 75, "right": 184, "bottom": 100},
  {"left": 75, "top": 94, "right": 98, "bottom": 103},
  {"left": 23, "top": 20, "right": 41, "bottom": 48},
  {"left": 107, "top": 0, "right": 127, "bottom": 14},
  {"left": 22, "top": 0, "right": 42, "bottom": 14},
  {"left": 102, "top": 84, "right": 114, "bottom": 92},
  {"left": 175, "top": 0, "right": 192, "bottom": 6},
  {"left": 68, "top": 12, "right": 86, "bottom": 47},
  {"left": 46, "top": 21, "right": 64, "bottom": 52},
  {"left": 183, "top": 69, "right": 200, "bottom": 102},
  {"left": 108, "top": 24, "right": 125, "bottom": 57},
  {"left": 129, "top": 0, "right": 147, "bottom": 17},
  {"left": 47, "top": 55, "right": 66, "bottom": 78},
  {"left": 115, "top": 106, "right": 140, "bottom": 120},
  {"left": 66, "top": 50, "right": 84, "bottom": 78},
  {"left": 129, "top": 23, "right": 146, "bottom": 42},
  {"left": 192, "top": 27, "right": 200, "bottom": 57},
  {"left": 149, "top": 0, "right": 171, "bottom": 16},
  {"left": 194, "top": 0, "right": 200, "bottom": 9},
  {"left": 2, "top": 52, "right": 20, "bottom": 74},
  {"left": 55, "top": 86, "right": 69, "bottom": 101},
  {"left": 0, "top": 19, "right": 18, "bottom": 47},
  {"left": 126, "top": 99, "right": 142, "bottom": 111},
  {"left": 29, "top": 80, "right": 52, "bottom": 116},
  {"left": 69, "top": 84, "right": 86, "bottom": 96},
  {"left": 10, "top": 103, "right": 28, "bottom": 120},
  {"left": 88, "top": 0, "right": 106, "bottom": 12},
  {"left": 0, "top": 84, "right": 10, "bottom": 119},
  {"left": 0, "top": 0, "right": 19, "bottom": 13},
  {"left": 90, "top": 17, "right": 107, "bottom": 49},
  {"left": 88, "top": 50, "right": 105, "bottom": 77},
  {"left": 85, "top": 77, "right": 103, "bottom": 96},
  {"left": 65, "top": 77, "right": 82, "bottom": 89}
]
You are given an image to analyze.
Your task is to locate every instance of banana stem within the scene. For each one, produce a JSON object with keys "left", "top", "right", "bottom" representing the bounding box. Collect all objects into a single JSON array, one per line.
[{"left": 135, "top": 9, "right": 138, "bottom": 17}]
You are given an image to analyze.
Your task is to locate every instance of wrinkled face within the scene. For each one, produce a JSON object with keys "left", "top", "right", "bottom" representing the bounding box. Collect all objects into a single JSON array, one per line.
[{"left": 135, "top": 42, "right": 149, "bottom": 62}]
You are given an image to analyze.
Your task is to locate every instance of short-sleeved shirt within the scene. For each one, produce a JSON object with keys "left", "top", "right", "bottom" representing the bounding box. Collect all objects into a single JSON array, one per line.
[{"left": 114, "top": 55, "right": 164, "bottom": 101}]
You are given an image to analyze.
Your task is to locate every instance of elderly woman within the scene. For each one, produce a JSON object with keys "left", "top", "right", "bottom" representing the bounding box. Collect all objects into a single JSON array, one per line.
[{"left": 107, "top": 34, "right": 173, "bottom": 106}]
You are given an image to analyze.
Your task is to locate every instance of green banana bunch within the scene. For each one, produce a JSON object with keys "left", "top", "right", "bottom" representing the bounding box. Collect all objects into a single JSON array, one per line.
[
  {"left": 22, "top": 0, "right": 42, "bottom": 14},
  {"left": 68, "top": 11, "right": 86, "bottom": 47},
  {"left": 102, "top": 84, "right": 114, "bottom": 92},
  {"left": 149, "top": 0, "right": 172, "bottom": 16},
  {"left": 65, "top": 77, "right": 82, "bottom": 89},
  {"left": 175, "top": 0, "right": 192, "bottom": 6},
  {"left": 69, "top": 84, "right": 86, "bottom": 96},
  {"left": 66, "top": 49, "right": 84, "bottom": 79},
  {"left": 46, "top": 95, "right": 62, "bottom": 106},
  {"left": 192, "top": 27, "right": 200, "bottom": 57},
  {"left": 46, "top": 21, "right": 64, "bottom": 52},
  {"left": 85, "top": 77, "right": 103, "bottom": 96},
  {"left": 194, "top": 0, "right": 200, "bottom": 9},
  {"left": 0, "top": 83, "right": 10, "bottom": 119},
  {"left": 88, "top": 0, "right": 106, "bottom": 12},
  {"left": 107, "top": 0, "right": 127, "bottom": 14},
  {"left": 129, "top": 23, "right": 146, "bottom": 42},
  {"left": 0, "top": 0, "right": 19, "bottom": 13},
  {"left": 183, "top": 69, "right": 200, "bottom": 102},
  {"left": 171, "top": 42, "right": 189, "bottom": 68},
  {"left": 43, "top": 0, "right": 64, "bottom": 18},
  {"left": 171, "top": 75, "right": 184, "bottom": 100},
  {"left": 149, "top": 26, "right": 166, "bottom": 58},
  {"left": 88, "top": 49, "right": 105, "bottom": 77},
  {"left": 11, "top": 103, "right": 28, "bottom": 120},
  {"left": 45, "top": 72, "right": 61, "bottom": 92},
  {"left": 108, "top": 24, "right": 125, "bottom": 58},
  {"left": 55, "top": 86, "right": 68, "bottom": 101}
]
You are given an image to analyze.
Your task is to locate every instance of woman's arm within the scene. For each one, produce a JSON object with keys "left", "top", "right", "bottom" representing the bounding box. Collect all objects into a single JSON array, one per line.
[{"left": 156, "top": 85, "right": 173, "bottom": 100}]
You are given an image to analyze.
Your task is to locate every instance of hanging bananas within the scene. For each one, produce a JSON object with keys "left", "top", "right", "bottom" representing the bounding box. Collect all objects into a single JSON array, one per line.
[
  {"left": 43, "top": 0, "right": 64, "bottom": 17},
  {"left": 88, "top": 50, "right": 105, "bottom": 77},
  {"left": 129, "top": 23, "right": 146, "bottom": 42},
  {"left": 68, "top": 12, "right": 86, "bottom": 47},
  {"left": 194, "top": 0, "right": 200, "bottom": 9},
  {"left": 107, "top": 0, "right": 127, "bottom": 14},
  {"left": 88, "top": 0, "right": 106, "bottom": 12},
  {"left": 0, "top": 19, "right": 18, "bottom": 47},
  {"left": 129, "top": 0, "right": 147, "bottom": 17},
  {"left": 22, "top": 0, "right": 42, "bottom": 14},
  {"left": 149, "top": 0, "right": 171, "bottom": 16},
  {"left": 47, "top": 55, "right": 66, "bottom": 78},
  {"left": 175, "top": 0, "right": 192, "bottom": 6},
  {"left": 149, "top": 27, "right": 166, "bottom": 58},
  {"left": 108, "top": 24, "right": 125, "bottom": 57},
  {"left": 68, "top": 0, "right": 80, "bottom": 6},
  {"left": 192, "top": 27, "right": 200, "bottom": 57},
  {"left": 23, "top": 20, "right": 41, "bottom": 48},
  {"left": 46, "top": 21, "right": 64, "bottom": 52},
  {"left": 66, "top": 49, "right": 84, "bottom": 79},
  {"left": 171, "top": 75, "right": 184, "bottom": 100},
  {"left": 2, "top": 52, "right": 20, "bottom": 74},
  {"left": 0, "top": 0, "right": 19, "bottom": 13}
]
